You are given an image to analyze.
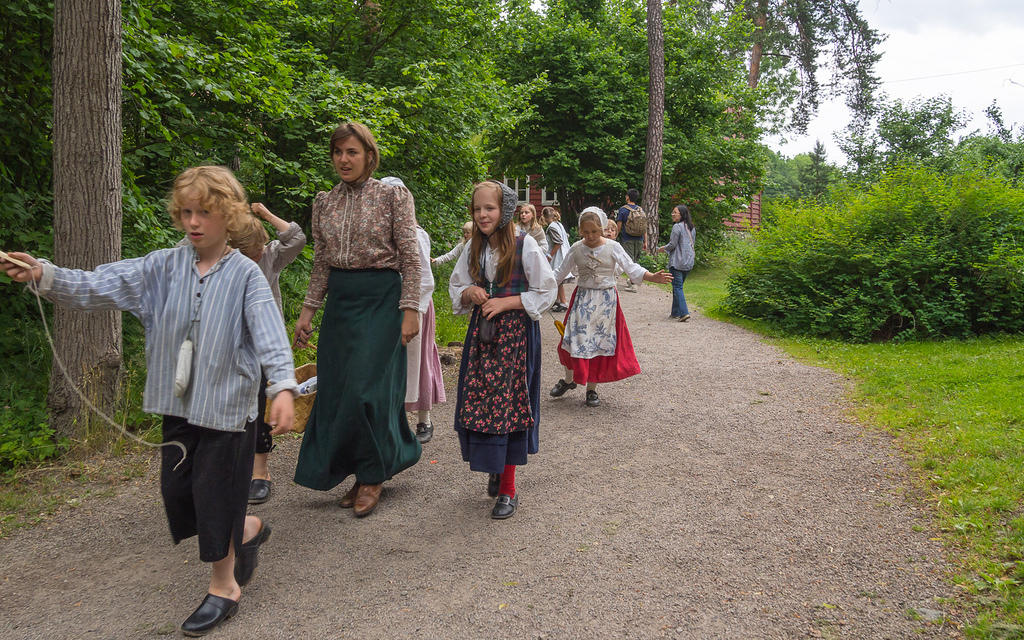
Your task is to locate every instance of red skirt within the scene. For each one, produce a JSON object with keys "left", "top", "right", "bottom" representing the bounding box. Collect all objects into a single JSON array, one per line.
[{"left": 557, "top": 287, "right": 641, "bottom": 384}]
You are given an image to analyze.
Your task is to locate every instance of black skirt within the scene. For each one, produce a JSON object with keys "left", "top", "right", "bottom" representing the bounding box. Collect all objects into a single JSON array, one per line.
[{"left": 160, "top": 415, "right": 256, "bottom": 562}]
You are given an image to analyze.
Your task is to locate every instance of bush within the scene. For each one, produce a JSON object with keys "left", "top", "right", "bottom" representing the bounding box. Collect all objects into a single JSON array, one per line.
[
  {"left": 724, "top": 165, "right": 1024, "bottom": 341},
  {"left": 0, "top": 398, "right": 65, "bottom": 472}
]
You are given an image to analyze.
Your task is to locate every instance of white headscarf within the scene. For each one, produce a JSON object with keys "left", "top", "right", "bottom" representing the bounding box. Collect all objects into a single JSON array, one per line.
[{"left": 579, "top": 206, "right": 608, "bottom": 231}]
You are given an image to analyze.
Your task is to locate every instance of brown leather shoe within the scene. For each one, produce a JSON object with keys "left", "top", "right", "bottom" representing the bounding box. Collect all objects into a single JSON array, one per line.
[
  {"left": 339, "top": 482, "right": 361, "bottom": 509},
  {"left": 353, "top": 483, "right": 383, "bottom": 517}
]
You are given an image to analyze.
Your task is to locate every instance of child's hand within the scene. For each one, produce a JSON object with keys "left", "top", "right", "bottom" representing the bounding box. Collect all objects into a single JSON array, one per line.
[
  {"left": 251, "top": 202, "right": 271, "bottom": 220},
  {"left": 462, "top": 285, "right": 489, "bottom": 306},
  {"left": 0, "top": 251, "right": 42, "bottom": 283},
  {"left": 401, "top": 309, "right": 420, "bottom": 346},
  {"left": 267, "top": 391, "right": 295, "bottom": 435},
  {"left": 644, "top": 270, "right": 673, "bottom": 285},
  {"left": 480, "top": 296, "right": 516, "bottom": 319}
]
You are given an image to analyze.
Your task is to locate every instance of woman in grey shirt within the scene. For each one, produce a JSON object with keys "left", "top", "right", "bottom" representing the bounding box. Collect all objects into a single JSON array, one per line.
[{"left": 657, "top": 204, "right": 696, "bottom": 321}]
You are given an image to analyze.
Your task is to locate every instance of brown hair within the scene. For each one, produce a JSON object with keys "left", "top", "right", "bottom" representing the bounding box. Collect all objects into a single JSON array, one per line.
[
  {"left": 541, "top": 206, "right": 560, "bottom": 223},
  {"left": 468, "top": 182, "right": 516, "bottom": 288},
  {"left": 168, "top": 166, "right": 249, "bottom": 235},
  {"left": 329, "top": 121, "right": 379, "bottom": 183},
  {"left": 231, "top": 215, "right": 270, "bottom": 257}
]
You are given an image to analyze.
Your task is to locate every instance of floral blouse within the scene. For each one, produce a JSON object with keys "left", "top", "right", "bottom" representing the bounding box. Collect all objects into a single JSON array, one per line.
[{"left": 303, "top": 178, "right": 422, "bottom": 311}]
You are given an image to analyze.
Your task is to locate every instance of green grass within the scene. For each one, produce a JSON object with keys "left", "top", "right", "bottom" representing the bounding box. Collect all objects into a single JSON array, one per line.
[
  {"left": 431, "top": 260, "right": 469, "bottom": 346},
  {"left": 693, "top": 254, "right": 1024, "bottom": 636}
]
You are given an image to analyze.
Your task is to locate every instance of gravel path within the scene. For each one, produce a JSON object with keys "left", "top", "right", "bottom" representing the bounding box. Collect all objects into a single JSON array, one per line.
[{"left": 0, "top": 282, "right": 959, "bottom": 639}]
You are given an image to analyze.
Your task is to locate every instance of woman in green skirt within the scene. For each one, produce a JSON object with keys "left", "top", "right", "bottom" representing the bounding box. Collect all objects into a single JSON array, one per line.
[{"left": 293, "top": 121, "right": 422, "bottom": 517}]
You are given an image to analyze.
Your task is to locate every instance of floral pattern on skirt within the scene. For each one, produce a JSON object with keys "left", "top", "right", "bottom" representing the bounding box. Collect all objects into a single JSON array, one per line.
[
  {"left": 458, "top": 307, "right": 533, "bottom": 435},
  {"left": 560, "top": 287, "right": 618, "bottom": 358}
]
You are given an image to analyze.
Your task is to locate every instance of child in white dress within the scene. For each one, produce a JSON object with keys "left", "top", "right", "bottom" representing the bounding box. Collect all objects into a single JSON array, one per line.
[{"left": 550, "top": 207, "right": 671, "bottom": 407}]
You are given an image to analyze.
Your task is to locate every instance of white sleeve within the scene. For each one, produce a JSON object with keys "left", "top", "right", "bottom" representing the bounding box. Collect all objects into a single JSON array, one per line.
[
  {"left": 448, "top": 239, "right": 476, "bottom": 316},
  {"left": 434, "top": 241, "right": 464, "bottom": 265},
  {"left": 520, "top": 235, "right": 557, "bottom": 319},
  {"left": 416, "top": 228, "right": 434, "bottom": 312},
  {"left": 611, "top": 241, "right": 647, "bottom": 284}
]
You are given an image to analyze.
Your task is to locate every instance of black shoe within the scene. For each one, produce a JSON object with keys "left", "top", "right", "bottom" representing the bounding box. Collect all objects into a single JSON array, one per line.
[
  {"left": 181, "top": 593, "right": 239, "bottom": 637},
  {"left": 551, "top": 302, "right": 567, "bottom": 313},
  {"left": 247, "top": 478, "right": 272, "bottom": 505},
  {"left": 487, "top": 473, "right": 501, "bottom": 497},
  {"left": 415, "top": 422, "right": 434, "bottom": 444},
  {"left": 585, "top": 390, "right": 601, "bottom": 407},
  {"left": 234, "top": 521, "right": 271, "bottom": 587},
  {"left": 549, "top": 379, "right": 577, "bottom": 397},
  {"left": 491, "top": 493, "right": 519, "bottom": 519}
]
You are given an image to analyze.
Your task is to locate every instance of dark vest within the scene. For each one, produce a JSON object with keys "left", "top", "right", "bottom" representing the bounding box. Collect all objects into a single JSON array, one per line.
[{"left": 478, "top": 234, "right": 528, "bottom": 298}]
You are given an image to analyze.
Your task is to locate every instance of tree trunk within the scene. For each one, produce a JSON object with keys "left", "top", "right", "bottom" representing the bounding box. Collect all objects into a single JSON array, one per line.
[
  {"left": 49, "top": 0, "right": 123, "bottom": 440},
  {"left": 747, "top": 1, "right": 767, "bottom": 88},
  {"left": 641, "top": 0, "right": 665, "bottom": 246}
]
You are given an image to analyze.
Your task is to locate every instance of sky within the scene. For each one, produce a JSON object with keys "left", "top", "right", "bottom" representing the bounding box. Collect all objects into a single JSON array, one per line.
[{"left": 768, "top": 0, "right": 1024, "bottom": 165}]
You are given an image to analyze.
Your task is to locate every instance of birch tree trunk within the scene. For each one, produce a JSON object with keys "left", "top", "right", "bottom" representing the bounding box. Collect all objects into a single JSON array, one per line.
[{"left": 48, "top": 0, "right": 123, "bottom": 440}]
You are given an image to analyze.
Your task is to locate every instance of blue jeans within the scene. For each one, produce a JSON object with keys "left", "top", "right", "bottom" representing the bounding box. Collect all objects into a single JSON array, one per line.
[{"left": 669, "top": 267, "right": 690, "bottom": 317}]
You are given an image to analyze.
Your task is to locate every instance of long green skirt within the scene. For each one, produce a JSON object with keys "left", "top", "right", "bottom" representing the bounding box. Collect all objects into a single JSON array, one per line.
[{"left": 294, "top": 269, "right": 422, "bottom": 489}]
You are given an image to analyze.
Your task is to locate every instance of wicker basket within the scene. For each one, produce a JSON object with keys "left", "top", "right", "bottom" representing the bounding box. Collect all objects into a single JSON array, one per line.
[{"left": 291, "top": 363, "right": 317, "bottom": 434}]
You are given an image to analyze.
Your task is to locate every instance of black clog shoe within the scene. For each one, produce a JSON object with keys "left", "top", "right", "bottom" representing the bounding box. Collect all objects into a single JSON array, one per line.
[
  {"left": 181, "top": 593, "right": 239, "bottom": 637},
  {"left": 549, "top": 379, "right": 577, "bottom": 397},
  {"left": 234, "top": 521, "right": 271, "bottom": 587},
  {"left": 248, "top": 478, "right": 272, "bottom": 505},
  {"left": 415, "top": 422, "right": 434, "bottom": 444},
  {"left": 491, "top": 494, "right": 519, "bottom": 520}
]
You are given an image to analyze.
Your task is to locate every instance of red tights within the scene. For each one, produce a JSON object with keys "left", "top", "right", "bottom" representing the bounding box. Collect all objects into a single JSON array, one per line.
[{"left": 498, "top": 465, "right": 516, "bottom": 498}]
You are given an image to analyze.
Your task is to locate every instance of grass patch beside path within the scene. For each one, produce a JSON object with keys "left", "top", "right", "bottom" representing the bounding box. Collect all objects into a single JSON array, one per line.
[
  {"left": 692, "top": 259, "right": 1024, "bottom": 636},
  {"left": 0, "top": 448, "right": 153, "bottom": 538}
]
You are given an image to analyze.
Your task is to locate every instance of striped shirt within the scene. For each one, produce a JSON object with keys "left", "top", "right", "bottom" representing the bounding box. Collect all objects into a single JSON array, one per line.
[{"left": 35, "top": 247, "right": 298, "bottom": 432}]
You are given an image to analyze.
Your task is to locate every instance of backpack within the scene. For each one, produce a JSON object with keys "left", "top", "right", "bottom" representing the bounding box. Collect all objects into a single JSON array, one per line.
[{"left": 623, "top": 204, "right": 647, "bottom": 237}]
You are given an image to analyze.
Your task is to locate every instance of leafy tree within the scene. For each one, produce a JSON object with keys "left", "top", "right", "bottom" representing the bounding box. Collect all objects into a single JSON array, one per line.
[
  {"left": 493, "top": 0, "right": 764, "bottom": 242},
  {"left": 762, "top": 149, "right": 804, "bottom": 200},
  {"left": 947, "top": 102, "right": 1024, "bottom": 186},
  {"left": 762, "top": 144, "right": 837, "bottom": 201},
  {"left": 719, "top": 0, "right": 884, "bottom": 132},
  {"left": 839, "top": 95, "right": 968, "bottom": 180},
  {"left": 797, "top": 140, "right": 835, "bottom": 198}
]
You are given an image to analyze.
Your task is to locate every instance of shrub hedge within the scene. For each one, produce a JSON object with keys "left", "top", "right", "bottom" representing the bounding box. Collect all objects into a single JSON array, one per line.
[{"left": 724, "top": 166, "right": 1024, "bottom": 341}]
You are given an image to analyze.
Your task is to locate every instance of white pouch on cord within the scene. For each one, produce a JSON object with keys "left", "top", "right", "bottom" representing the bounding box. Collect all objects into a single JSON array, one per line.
[{"left": 174, "top": 338, "right": 194, "bottom": 397}]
